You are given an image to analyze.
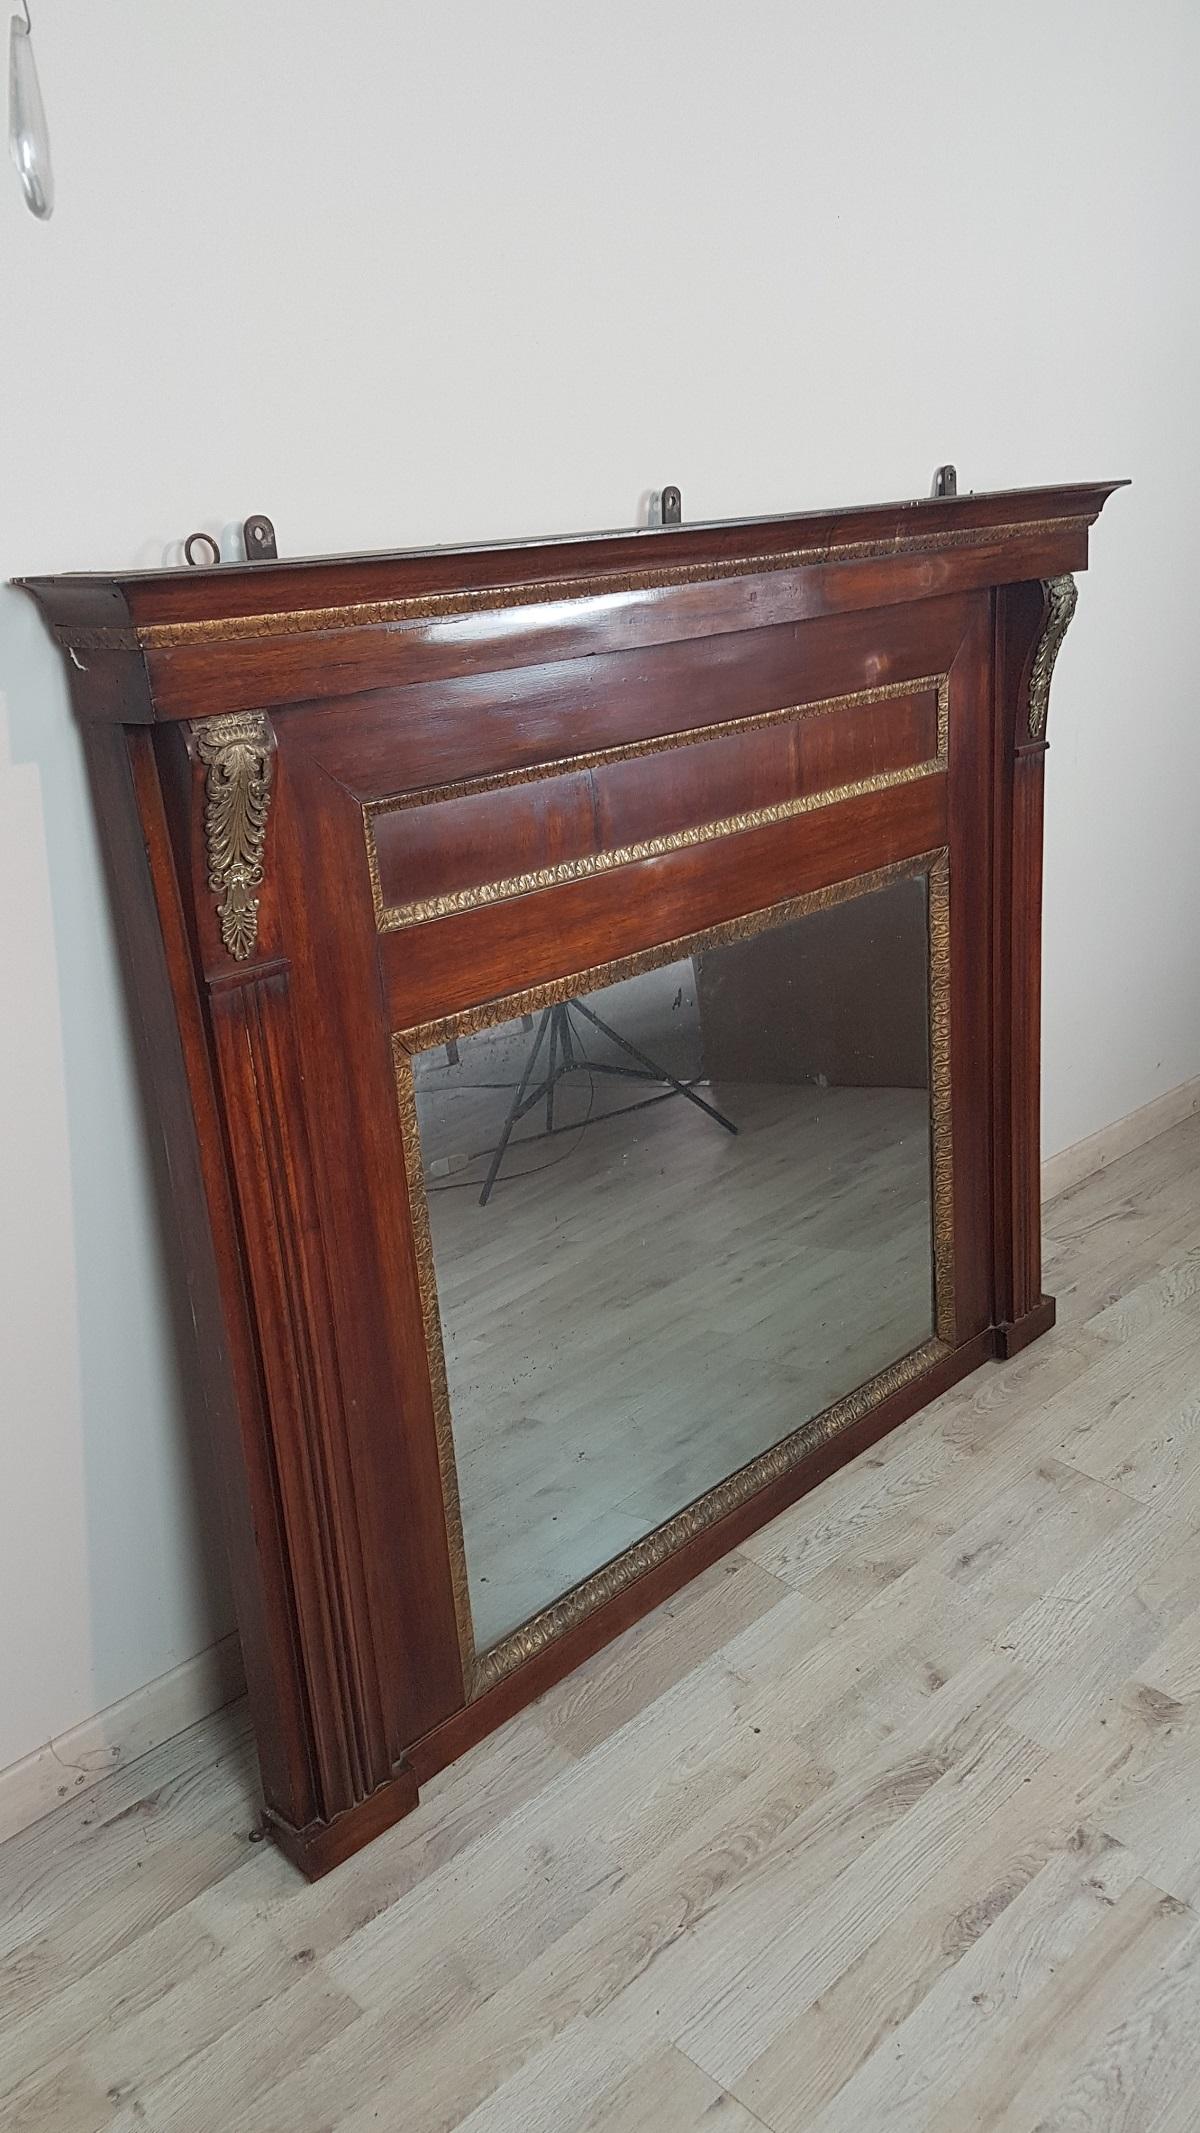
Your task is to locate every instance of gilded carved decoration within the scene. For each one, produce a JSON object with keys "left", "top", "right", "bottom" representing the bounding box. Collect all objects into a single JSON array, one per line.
[
  {"left": 193, "top": 711, "right": 275, "bottom": 960},
  {"left": 1026, "top": 574, "right": 1078, "bottom": 739}
]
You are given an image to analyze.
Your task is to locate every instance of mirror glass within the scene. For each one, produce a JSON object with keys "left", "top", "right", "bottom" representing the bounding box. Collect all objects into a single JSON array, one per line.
[{"left": 410, "top": 873, "right": 936, "bottom": 1653}]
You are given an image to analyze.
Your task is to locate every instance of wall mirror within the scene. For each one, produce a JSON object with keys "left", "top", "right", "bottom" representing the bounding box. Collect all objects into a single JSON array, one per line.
[
  {"left": 400, "top": 859, "right": 951, "bottom": 1683},
  {"left": 22, "top": 479, "right": 1121, "bottom": 1871}
]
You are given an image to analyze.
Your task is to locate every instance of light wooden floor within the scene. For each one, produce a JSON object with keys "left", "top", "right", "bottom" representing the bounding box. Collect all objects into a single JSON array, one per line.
[{"left": 7, "top": 1113, "right": 1200, "bottom": 2132}]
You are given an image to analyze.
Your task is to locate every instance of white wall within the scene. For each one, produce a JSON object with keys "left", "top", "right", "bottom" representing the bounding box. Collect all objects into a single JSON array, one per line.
[{"left": 2, "top": 1, "right": 1198, "bottom": 1777}]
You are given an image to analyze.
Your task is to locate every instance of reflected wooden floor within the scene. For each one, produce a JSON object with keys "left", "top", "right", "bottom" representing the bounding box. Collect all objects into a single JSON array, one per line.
[
  {"left": 7, "top": 1114, "right": 1200, "bottom": 2131},
  {"left": 428, "top": 1079, "right": 933, "bottom": 1647}
]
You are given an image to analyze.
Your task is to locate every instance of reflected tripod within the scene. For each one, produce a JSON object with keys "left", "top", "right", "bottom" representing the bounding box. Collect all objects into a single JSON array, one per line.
[{"left": 478, "top": 997, "right": 737, "bottom": 1206}]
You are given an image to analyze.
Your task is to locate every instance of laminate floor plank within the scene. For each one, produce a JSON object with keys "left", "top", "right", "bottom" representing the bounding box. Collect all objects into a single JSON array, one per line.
[
  {"left": 802, "top": 1846, "right": 1187, "bottom": 2133},
  {"left": 999, "top": 1508, "right": 1200, "bottom": 1750},
  {"left": 312, "top": 1665, "right": 1033, "bottom": 2131},
  {"left": 0, "top": 1704, "right": 256, "bottom": 1967},
  {"left": 920, "top": 1878, "right": 1194, "bottom": 2133},
  {"left": 5, "top": 1113, "right": 1200, "bottom": 2130},
  {"left": 532, "top": 1553, "right": 792, "bottom": 1759},
  {"left": 728, "top": 1768, "right": 1159, "bottom": 2131},
  {"left": 1087, "top": 1920, "right": 1200, "bottom": 2133},
  {"left": 0, "top": 1709, "right": 571, "bottom": 2118}
]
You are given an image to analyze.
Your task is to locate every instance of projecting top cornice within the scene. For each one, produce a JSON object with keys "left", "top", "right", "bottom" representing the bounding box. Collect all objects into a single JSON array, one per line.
[{"left": 16, "top": 480, "right": 1127, "bottom": 723}]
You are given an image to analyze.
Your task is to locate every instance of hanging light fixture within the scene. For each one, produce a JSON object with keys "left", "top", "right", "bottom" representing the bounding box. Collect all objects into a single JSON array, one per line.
[{"left": 9, "top": 0, "right": 53, "bottom": 219}]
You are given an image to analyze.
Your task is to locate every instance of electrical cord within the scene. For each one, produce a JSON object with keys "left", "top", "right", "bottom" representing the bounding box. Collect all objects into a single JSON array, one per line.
[{"left": 425, "top": 1068, "right": 599, "bottom": 1193}]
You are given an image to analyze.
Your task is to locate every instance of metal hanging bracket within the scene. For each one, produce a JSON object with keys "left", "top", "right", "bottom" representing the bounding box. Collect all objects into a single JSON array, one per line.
[
  {"left": 931, "top": 465, "right": 958, "bottom": 498},
  {"left": 660, "top": 486, "right": 682, "bottom": 526},
  {"left": 243, "top": 514, "right": 278, "bottom": 561},
  {"left": 182, "top": 515, "right": 279, "bottom": 567}
]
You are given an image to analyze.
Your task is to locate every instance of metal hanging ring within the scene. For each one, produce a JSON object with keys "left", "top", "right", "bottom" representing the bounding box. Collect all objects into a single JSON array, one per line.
[{"left": 184, "top": 532, "right": 221, "bottom": 568}]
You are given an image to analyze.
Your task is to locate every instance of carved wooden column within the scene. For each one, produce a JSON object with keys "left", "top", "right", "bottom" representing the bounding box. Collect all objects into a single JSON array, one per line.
[
  {"left": 992, "top": 574, "right": 1077, "bottom": 1357},
  {"left": 181, "top": 710, "right": 418, "bottom": 1870},
  {"left": 75, "top": 713, "right": 324, "bottom": 1843}
]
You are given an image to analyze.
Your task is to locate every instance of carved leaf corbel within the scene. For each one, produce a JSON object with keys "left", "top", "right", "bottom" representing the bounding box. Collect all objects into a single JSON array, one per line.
[
  {"left": 1026, "top": 574, "right": 1078, "bottom": 740},
  {"left": 193, "top": 711, "right": 275, "bottom": 960}
]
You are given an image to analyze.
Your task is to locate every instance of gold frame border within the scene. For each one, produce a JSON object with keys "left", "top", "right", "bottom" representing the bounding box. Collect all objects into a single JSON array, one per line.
[
  {"left": 367, "top": 676, "right": 950, "bottom": 932},
  {"left": 393, "top": 1055, "right": 476, "bottom": 1686},
  {"left": 928, "top": 850, "right": 956, "bottom": 1344},
  {"left": 393, "top": 850, "right": 955, "bottom": 1698},
  {"left": 468, "top": 1340, "right": 948, "bottom": 1695},
  {"left": 54, "top": 513, "right": 1086, "bottom": 653}
]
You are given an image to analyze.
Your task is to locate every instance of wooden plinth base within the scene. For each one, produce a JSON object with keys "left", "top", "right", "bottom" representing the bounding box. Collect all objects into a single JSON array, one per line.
[
  {"left": 994, "top": 1294, "right": 1057, "bottom": 1360},
  {"left": 264, "top": 1759, "right": 419, "bottom": 1879}
]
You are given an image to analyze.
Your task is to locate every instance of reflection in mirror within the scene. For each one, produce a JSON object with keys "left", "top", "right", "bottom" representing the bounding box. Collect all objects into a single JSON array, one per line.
[{"left": 410, "top": 872, "right": 937, "bottom": 1653}]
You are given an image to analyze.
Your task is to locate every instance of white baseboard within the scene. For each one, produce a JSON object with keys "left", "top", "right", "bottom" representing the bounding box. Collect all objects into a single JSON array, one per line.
[
  {"left": 0, "top": 1631, "right": 245, "bottom": 1846},
  {"left": 1042, "top": 1076, "right": 1200, "bottom": 1204}
]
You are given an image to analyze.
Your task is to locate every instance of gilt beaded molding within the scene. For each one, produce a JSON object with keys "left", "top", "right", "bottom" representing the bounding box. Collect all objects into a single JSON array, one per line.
[
  {"left": 51, "top": 513, "right": 1089, "bottom": 653},
  {"left": 366, "top": 676, "right": 950, "bottom": 933}
]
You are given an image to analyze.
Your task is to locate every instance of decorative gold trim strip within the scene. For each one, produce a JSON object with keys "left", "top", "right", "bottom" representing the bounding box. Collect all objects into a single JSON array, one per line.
[
  {"left": 393, "top": 1052, "right": 477, "bottom": 1686},
  {"left": 192, "top": 711, "right": 275, "bottom": 960},
  {"left": 381, "top": 763, "right": 944, "bottom": 930},
  {"left": 54, "top": 514, "right": 1088, "bottom": 652},
  {"left": 372, "top": 674, "right": 948, "bottom": 818},
  {"left": 1026, "top": 573, "right": 1078, "bottom": 739},
  {"left": 472, "top": 1339, "right": 949, "bottom": 1696},
  {"left": 392, "top": 850, "right": 956, "bottom": 1697},
  {"left": 368, "top": 676, "right": 951, "bottom": 932},
  {"left": 928, "top": 851, "right": 956, "bottom": 1343}
]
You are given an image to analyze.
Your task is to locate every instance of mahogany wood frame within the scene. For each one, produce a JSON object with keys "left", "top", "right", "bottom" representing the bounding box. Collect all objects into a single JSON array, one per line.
[{"left": 19, "top": 481, "right": 1123, "bottom": 1876}]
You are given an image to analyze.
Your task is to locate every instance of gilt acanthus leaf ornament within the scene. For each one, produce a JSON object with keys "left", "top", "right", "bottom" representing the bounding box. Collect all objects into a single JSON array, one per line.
[
  {"left": 1026, "top": 574, "right": 1078, "bottom": 740},
  {"left": 194, "top": 712, "right": 275, "bottom": 960}
]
